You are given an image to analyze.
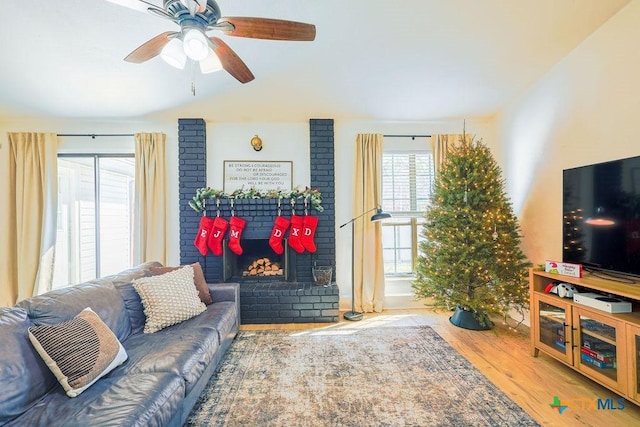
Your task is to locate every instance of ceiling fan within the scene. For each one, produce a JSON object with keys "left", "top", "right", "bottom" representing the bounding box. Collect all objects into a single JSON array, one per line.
[{"left": 107, "top": 0, "right": 316, "bottom": 84}]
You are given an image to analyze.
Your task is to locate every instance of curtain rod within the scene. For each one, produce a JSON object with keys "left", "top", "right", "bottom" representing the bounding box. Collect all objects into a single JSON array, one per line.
[
  {"left": 57, "top": 133, "right": 135, "bottom": 139},
  {"left": 383, "top": 134, "right": 431, "bottom": 139}
]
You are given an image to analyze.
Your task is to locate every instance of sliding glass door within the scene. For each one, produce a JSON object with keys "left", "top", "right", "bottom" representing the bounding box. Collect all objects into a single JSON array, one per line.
[{"left": 53, "top": 155, "right": 135, "bottom": 289}]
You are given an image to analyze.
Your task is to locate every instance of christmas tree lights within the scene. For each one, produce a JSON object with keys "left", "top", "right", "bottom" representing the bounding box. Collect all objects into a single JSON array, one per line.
[{"left": 412, "top": 138, "right": 531, "bottom": 329}]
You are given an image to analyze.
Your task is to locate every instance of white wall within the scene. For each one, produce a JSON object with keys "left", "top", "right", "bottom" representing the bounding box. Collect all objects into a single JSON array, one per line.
[
  {"left": 493, "top": 0, "right": 640, "bottom": 267},
  {"left": 206, "top": 122, "right": 310, "bottom": 190}
]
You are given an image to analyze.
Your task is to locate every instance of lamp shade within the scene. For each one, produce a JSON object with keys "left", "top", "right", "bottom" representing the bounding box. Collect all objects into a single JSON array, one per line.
[
  {"left": 370, "top": 208, "right": 391, "bottom": 222},
  {"left": 183, "top": 28, "right": 210, "bottom": 61},
  {"left": 160, "top": 38, "right": 187, "bottom": 69},
  {"left": 200, "top": 50, "right": 223, "bottom": 74}
]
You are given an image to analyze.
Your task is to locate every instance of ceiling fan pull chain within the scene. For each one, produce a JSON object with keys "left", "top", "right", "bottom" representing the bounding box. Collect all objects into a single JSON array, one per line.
[{"left": 191, "top": 61, "right": 196, "bottom": 96}]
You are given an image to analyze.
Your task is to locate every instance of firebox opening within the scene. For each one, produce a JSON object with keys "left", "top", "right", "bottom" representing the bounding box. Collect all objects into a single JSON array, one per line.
[{"left": 223, "top": 238, "right": 291, "bottom": 282}]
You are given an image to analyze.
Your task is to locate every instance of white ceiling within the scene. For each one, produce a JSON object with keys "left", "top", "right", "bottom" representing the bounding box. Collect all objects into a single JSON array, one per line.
[{"left": 0, "top": 0, "right": 631, "bottom": 123}]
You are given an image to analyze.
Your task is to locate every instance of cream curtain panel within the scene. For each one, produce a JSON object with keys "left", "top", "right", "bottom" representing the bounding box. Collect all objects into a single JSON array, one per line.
[
  {"left": 2, "top": 133, "right": 59, "bottom": 305},
  {"left": 352, "top": 133, "right": 385, "bottom": 313},
  {"left": 430, "top": 133, "right": 474, "bottom": 173},
  {"left": 134, "top": 132, "right": 167, "bottom": 266}
]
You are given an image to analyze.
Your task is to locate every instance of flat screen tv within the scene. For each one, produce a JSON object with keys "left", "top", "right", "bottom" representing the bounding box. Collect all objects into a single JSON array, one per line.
[{"left": 563, "top": 154, "right": 640, "bottom": 280}]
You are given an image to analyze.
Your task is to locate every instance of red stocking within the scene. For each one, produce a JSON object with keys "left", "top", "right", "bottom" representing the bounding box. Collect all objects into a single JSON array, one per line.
[
  {"left": 228, "top": 216, "right": 246, "bottom": 255},
  {"left": 288, "top": 215, "right": 305, "bottom": 254},
  {"left": 269, "top": 216, "right": 290, "bottom": 255},
  {"left": 194, "top": 216, "right": 215, "bottom": 256},
  {"left": 301, "top": 215, "right": 319, "bottom": 253},
  {"left": 207, "top": 216, "right": 229, "bottom": 257}
]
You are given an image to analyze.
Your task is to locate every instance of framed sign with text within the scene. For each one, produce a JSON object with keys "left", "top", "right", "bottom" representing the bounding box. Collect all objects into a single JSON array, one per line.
[{"left": 223, "top": 160, "right": 293, "bottom": 193}]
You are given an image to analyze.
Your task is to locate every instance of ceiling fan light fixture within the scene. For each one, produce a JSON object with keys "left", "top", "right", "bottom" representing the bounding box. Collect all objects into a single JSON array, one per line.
[
  {"left": 160, "top": 38, "right": 187, "bottom": 69},
  {"left": 200, "top": 50, "right": 223, "bottom": 74},
  {"left": 116, "top": 1, "right": 315, "bottom": 85},
  {"left": 183, "top": 28, "right": 210, "bottom": 61}
]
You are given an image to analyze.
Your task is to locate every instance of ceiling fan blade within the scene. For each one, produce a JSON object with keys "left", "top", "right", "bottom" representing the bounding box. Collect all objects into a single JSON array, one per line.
[
  {"left": 216, "top": 17, "right": 316, "bottom": 41},
  {"left": 209, "top": 37, "right": 255, "bottom": 84},
  {"left": 124, "top": 31, "right": 177, "bottom": 63},
  {"left": 105, "top": 0, "right": 160, "bottom": 14},
  {"left": 147, "top": 7, "right": 176, "bottom": 21},
  {"left": 106, "top": 0, "right": 174, "bottom": 21}
]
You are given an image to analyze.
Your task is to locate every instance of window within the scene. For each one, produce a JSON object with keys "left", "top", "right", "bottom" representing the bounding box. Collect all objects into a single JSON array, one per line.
[
  {"left": 381, "top": 152, "right": 434, "bottom": 275},
  {"left": 52, "top": 155, "right": 135, "bottom": 289}
]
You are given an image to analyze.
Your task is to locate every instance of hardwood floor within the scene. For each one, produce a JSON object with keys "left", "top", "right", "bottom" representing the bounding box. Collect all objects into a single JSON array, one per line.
[{"left": 240, "top": 308, "right": 640, "bottom": 426}]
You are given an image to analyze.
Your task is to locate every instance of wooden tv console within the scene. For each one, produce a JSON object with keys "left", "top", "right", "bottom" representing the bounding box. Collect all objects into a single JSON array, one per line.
[{"left": 530, "top": 268, "right": 640, "bottom": 405}]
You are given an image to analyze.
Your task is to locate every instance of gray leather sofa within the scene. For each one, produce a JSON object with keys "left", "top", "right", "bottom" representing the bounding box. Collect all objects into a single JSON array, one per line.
[{"left": 0, "top": 262, "right": 240, "bottom": 427}]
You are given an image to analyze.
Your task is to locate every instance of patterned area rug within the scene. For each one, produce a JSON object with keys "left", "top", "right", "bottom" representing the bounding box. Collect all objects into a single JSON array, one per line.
[{"left": 186, "top": 326, "right": 538, "bottom": 426}]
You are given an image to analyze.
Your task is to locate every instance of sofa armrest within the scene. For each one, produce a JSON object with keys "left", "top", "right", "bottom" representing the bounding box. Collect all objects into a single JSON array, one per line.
[{"left": 207, "top": 282, "right": 239, "bottom": 304}]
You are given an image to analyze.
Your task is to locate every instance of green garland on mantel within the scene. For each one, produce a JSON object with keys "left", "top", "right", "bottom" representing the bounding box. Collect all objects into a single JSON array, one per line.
[{"left": 189, "top": 186, "right": 324, "bottom": 213}]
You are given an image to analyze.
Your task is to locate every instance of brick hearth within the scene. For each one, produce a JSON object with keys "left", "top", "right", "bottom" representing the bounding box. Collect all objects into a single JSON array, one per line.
[{"left": 240, "top": 282, "right": 339, "bottom": 324}]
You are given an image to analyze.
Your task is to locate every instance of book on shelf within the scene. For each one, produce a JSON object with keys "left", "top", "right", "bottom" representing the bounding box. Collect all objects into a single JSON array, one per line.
[
  {"left": 580, "top": 352, "right": 615, "bottom": 369},
  {"left": 581, "top": 346, "right": 615, "bottom": 363},
  {"left": 555, "top": 339, "right": 566, "bottom": 351}
]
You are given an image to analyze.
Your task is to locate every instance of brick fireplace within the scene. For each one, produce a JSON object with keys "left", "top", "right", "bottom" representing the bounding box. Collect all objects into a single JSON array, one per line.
[{"left": 178, "top": 119, "right": 338, "bottom": 324}]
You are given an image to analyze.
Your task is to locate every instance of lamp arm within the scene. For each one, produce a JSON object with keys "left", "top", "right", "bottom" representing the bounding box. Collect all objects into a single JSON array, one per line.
[{"left": 339, "top": 207, "right": 378, "bottom": 228}]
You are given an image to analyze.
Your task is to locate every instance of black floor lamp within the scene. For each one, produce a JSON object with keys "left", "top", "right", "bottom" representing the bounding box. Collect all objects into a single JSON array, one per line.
[{"left": 339, "top": 207, "right": 391, "bottom": 321}]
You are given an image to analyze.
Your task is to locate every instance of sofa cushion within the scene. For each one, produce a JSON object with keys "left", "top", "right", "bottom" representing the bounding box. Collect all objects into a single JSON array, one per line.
[
  {"left": 114, "top": 319, "right": 220, "bottom": 394},
  {"left": 187, "top": 301, "right": 239, "bottom": 344},
  {"left": 113, "top": 283, "right": 147, "bottom": 336},
  {"left": 17, "top": 281, "right": 132, "bottom": 342},
  {"left": 28, "top": 308, "right": 128, "bottom": 398},
  {"left": 148, "top": 262, "right": 213, "bottom": 305},
  {"left": 132, "top": 266, "right": 206, "bottom": 333},
  {"left": 3, "top": 372, "right": 185, "bottom": 427},
  {"left": 0, "top": 307, "right": 57, "bottom": 425}
]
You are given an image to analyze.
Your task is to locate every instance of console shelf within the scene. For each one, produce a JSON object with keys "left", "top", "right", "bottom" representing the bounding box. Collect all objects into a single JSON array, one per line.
[{"left": 530, "top": 268, "right": 640, "bottom": 404}]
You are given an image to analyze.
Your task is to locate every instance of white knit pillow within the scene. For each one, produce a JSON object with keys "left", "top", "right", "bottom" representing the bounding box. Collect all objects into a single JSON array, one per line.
[{"left": 132, "top": 265, "right": 206, "bottom": 333}]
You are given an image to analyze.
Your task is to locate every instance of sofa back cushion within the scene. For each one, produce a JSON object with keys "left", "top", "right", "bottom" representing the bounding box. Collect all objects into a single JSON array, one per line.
[
  {"left": 17, "top": 281, "right": 132, "bottom": 342},
  {"left": 0, "top": 307, "right": 57, "bottom": 424},
  {"left": 111, "top": 261, "right": 163, "bottom": 335}
]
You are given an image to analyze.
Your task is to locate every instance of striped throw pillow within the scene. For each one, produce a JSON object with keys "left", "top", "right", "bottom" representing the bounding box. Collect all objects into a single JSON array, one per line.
[{"left": 28, "top": 308, "right": 128, "bottom": 398}]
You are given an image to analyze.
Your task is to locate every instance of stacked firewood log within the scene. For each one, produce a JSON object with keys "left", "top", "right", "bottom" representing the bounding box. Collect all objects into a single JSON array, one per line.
[{"left": 242, "top": 257, "right": 284, "bottom": 276}]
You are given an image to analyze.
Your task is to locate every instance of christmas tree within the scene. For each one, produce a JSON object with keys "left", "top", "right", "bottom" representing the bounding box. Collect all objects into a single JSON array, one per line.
[{"left": 412, "top": 138, "right": 530, "bottom": 329}]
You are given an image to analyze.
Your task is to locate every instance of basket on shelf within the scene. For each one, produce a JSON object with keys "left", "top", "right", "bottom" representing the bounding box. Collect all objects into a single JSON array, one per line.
[{"left": 312, "top": 266, "right": 333, "bottom": 286}]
